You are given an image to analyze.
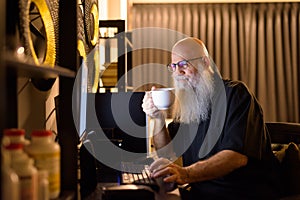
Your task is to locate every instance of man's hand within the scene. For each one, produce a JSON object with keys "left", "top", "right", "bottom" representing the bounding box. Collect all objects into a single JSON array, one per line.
[
  {"left": 150, "top": 157, "right": 188, "bottom": 187},
  {"left": 149, "top": 158, "right": 178, "bottom": 192},
  {"left": 142, "top": 86, "right": 163, "bottom": 119}
]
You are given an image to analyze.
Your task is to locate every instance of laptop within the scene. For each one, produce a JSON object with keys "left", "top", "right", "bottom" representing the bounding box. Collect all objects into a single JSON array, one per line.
[{"left": 84, "top": 91, "right": 160, "bottom": 188}]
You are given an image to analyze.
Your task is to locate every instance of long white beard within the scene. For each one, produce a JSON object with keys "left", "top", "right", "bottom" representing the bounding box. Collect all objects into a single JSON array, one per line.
[{"left": 172, "top": 70, "right": 214, "bottom": 124}]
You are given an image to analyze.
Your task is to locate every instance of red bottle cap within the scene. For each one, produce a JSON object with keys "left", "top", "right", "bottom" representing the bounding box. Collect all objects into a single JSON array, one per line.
[
  {"left": 4, "top": 143, "right": 24, "bottom": 150},
  {"left": 31, "top": 130, "right": 53, "bottom": 137},
  {"left": 4, "top": 128, "right": 25, "bottom": 136}
]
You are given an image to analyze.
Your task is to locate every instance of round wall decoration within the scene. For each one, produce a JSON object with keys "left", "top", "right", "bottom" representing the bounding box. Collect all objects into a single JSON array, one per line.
[
  {"left": 83, "top": 0, "right": 99, "bottom": 51},
  {"left": 18, "top": 0, "right": 56, "bottom": 66},
  {"left": 77, "top": 5, "right": 87, "bottom": 61}
]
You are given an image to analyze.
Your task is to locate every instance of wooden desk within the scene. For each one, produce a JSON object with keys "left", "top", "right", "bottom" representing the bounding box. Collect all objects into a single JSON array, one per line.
[
  {"left": 84, "top": 183, "right": 181, "bottom": 200},
  {"left": 155, "top": 189, "right": 181, "bottom": 200}
]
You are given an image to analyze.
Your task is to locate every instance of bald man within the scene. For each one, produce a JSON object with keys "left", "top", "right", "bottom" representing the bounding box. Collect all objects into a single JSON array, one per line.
[{"left": 142, "top": 37, "right": 281, "bottom": 199}]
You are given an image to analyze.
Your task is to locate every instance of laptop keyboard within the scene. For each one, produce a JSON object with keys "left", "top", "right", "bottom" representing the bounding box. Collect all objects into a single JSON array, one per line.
[{"left": 120, "top": 162, "right": 159, "bottom": 191}]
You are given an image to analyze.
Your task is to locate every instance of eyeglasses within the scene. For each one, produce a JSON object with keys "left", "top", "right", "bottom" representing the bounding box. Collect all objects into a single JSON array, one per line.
[{"left": 167, "top": 57, "right": 204, "bottom": 72}]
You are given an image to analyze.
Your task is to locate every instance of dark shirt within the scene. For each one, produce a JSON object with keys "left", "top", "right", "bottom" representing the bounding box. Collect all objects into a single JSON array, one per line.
[{"left": 168, "top": 80, "right": 281, "bottom": 199}]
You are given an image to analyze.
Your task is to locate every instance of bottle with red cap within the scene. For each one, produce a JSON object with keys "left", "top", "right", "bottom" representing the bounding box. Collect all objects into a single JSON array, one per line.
[
  {"left": 5, "top": 143, "right": 38, "bottom": 200},
  {"left": 24, "top": 130, "right": 61, "bottom": 199},
  {"left": 1, "top": 143, "right": 20, "bottom": 200},
  {"left": 5, "top": 143, "right": 28, "bottom": 166},
  {"left": 3, "top": 128, "right": 30, "bottom": 146}
]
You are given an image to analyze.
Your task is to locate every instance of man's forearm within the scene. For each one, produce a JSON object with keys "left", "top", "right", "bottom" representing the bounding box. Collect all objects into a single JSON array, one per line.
[
  {"left": 184, "top": 150, "right": 248, "bottom": 183},
  {"left": 151, "top": 118, "right": 171, "bottom": 149},
  {"left": 149, "top": 116, "right": 177, "bottom": 159}
]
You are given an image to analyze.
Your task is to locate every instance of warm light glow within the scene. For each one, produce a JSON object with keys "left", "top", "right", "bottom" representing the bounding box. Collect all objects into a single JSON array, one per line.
[
  {"left": 16, "top": 47, "right": 25, "bottom": 55},
  {"left": 120, "top": 0, "right": 127, "bottom": 20},
  {"left": 98, "top": 0, "right": 108, "bottom": 19},
  {"left": 110, "top": 88, "right": 118, "bottom": 93},
  {"left": 99, "top": 87, "right": 106, "bottom": 93}
]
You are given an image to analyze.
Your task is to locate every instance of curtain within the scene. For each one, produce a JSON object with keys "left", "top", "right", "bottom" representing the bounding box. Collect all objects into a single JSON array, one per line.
[{"left": 129, "top": 3, "right": 300, "bottom": 123}]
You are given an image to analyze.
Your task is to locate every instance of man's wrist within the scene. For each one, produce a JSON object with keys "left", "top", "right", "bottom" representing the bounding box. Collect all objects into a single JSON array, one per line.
[
  {"left": 183, "top": 167, "right": 190, "bottom": 183},
  {"left": 150, "top": 111, "right": 165, "bottom": 120}
]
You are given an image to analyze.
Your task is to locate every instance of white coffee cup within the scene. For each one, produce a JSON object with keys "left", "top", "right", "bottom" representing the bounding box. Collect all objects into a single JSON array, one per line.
[{"left": 151, "top": 88, "right": 175, "bottom": 110}]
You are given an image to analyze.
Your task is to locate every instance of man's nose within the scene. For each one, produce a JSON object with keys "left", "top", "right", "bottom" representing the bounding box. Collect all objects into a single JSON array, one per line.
[{"left": 174, "top": 66, "right": 185, "bottom": 75}]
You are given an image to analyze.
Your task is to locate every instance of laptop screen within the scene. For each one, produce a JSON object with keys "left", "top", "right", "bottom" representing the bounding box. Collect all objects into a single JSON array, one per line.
[
  {"left": 72, "top": 60, "right": 88, "bottom": 142},
  {"left": 86, "top": 92, "right": 148, "bottom": 154}
]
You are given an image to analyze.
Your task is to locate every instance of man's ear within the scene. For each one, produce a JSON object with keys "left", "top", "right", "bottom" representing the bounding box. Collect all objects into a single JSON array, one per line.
[
  {"left": 202, "top": 56, "right": 210, "bottom": 67},
  {"left": 201, "top": 56, "right": 214, "bottom": 74}
]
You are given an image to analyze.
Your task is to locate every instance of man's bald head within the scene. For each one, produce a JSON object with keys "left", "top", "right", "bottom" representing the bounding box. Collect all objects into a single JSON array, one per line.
[{"left": 172, "top": 37, "right": 208, "bottom": 60}]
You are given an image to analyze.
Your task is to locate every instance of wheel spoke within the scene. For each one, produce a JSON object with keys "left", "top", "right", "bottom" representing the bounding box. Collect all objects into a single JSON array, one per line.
[
  {"left": 30, "top": 23, "right": 45, "bottom": 40},
  {"left": 30, "top": 15, "right": 41, "bottom": 22}
]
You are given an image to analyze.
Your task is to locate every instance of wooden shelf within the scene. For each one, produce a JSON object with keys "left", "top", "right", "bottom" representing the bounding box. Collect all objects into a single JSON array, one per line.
[{"left": 5, "top": 55, "right": 76, "bottom": 79}]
